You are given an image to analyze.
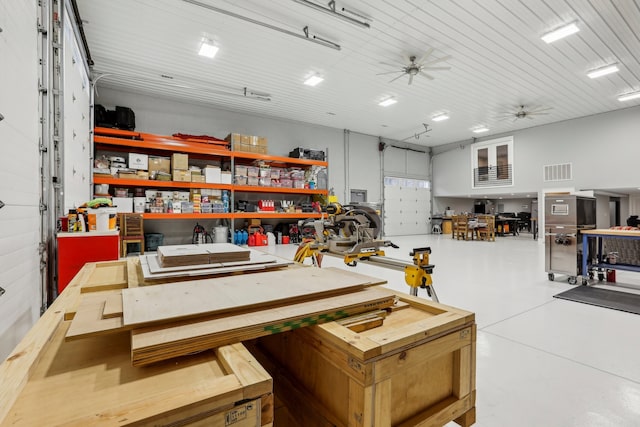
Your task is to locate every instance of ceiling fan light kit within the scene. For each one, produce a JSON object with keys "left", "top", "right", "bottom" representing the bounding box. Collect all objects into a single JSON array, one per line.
[
  {"left": 541, "top": 21, "right": 579, "bottom": 43},
  {"left": 377, "top": 48, "right": 451, "bottom": 85}
]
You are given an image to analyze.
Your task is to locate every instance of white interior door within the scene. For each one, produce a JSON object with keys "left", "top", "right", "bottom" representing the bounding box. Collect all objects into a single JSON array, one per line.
[{"left": 383, "top": 177, "right": 431, "bottom": 236}]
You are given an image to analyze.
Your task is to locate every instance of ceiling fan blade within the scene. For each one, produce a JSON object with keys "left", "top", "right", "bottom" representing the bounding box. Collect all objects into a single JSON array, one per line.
[
  {"left": 376, "top": 70, "right": 403, "bottom": 75},
  {"left": 408, "top": 74, "right": 414, "bottom": 85},
  {"left": 422, "top": 55, "right": 452, "bottom": 66},
  {"left": 417, "top": 47, "right": 434, "bottom": 64},
  {"left": 423, "top": 66, "right": 451, "bottom": 71},
  {"left": 529, "top": 112, "right": 550, "bottom": 116},
  {"left": 419, "top": 71, "right": 434, "bottom": 80},
  {"left": 389, "top": 73, "right": 406, "bottom": 83},
  {"left": 379, "top": 61, "right": 401, "bottom": 68}
]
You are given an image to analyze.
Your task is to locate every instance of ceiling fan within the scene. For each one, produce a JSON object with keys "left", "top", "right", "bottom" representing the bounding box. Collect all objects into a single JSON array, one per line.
[
  {"left": 377, "top": 48, "right": 451, "bottom": 85},
  {"left": 496, "top": 105, "right": 553, "bottom": 122}
]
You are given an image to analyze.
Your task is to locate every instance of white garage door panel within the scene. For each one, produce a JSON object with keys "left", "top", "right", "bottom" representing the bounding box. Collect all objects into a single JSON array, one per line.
[
  {"left": 63, "top": 8, "right": 92, "bottom": 211},
  {"left": 384, "top": 178, "right": 431, "bottom": 236},
  {"left": 0, "top": 126, "right": 39, "bottom": 206},
  {"left": 0, "top": 0, "right": 41, "bottom": 361}
]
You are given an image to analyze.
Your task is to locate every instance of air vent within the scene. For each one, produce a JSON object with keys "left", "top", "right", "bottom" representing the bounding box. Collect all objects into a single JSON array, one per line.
[{"left": 544, "top": 163, "right": 572, "bottom": 182}]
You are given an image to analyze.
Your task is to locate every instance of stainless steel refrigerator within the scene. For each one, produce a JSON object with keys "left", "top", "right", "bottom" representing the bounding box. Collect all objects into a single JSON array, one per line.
[{"left": 545, "top": 195, "right": 596, "bottom": 284}]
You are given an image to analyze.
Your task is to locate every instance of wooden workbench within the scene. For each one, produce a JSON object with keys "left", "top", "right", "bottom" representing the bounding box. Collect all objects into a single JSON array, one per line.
[{"left": 0, "top": 262, "right": 273, "bottom": 426}]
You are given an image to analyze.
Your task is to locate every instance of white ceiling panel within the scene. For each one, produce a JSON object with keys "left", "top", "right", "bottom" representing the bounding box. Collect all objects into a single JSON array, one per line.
[{"left": 76, "top": 0, "right": 640, "bottom": 146}]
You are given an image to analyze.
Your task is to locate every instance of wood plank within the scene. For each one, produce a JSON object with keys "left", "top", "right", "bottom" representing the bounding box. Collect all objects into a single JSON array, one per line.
[
  {"left": 122, "top": 267, "right": 387, "bottom": 328},
  {"left": 5, "top": 322, "right": 267, "bottom": 426},
  {"left": 216, "top": 343, "right": 273, "bottom": 399},
  {"left": 65, "top": 292, "right": 125, "bottom": 341},
  {"left": 102, "top": 290, "right": 123, "bottom": 319},
  {"left": 0, "top": 262, "right": 93, "bottom": 423},
  {"left": 140, "top": 252, "right": 291, "bottom": 281},
  {"left": 131, "top": 287, "right": 396, "bottom": 367},
  {"left": 157, "top": 243, "right": 250, "bottom": 267},
  {"left": 80, "top": 261, "right": 128, "bottom": 293}
]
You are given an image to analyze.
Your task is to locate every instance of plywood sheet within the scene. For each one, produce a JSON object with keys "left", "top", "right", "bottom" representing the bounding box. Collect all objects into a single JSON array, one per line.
[
  {"left": 131, "top": 287, "right": 396, "bottom": 366},
  {"left": 65, "top": 291, "right": 125, "bottom": 340},
  {"left": 122, "top": 267, "right": 386, "bottom": 328},
  {"left": 157, "top": 243, "right": 251, "bottom": 267},
  {"left": 141, "top": 255, "right": 293, "bottom": 282}
]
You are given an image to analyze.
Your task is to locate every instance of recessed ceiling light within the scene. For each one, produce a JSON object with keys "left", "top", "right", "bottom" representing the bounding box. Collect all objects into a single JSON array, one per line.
[
  {"left": 618, "top": 91, "right": 640, "bottom": 102},
  {"left": 541, "top": 22, "right": 579, "bottom": 43},
  {"left": 432, "top": 113, "right": 449, "bottom": 122},
  {"left": 472, "top": 126, "right": 489, "bottom": 133},
  {"left": 198, "top": 40, "right": 219, "bottom": 58},
  {"left": 587, "top": 64, "right": 619, "bottom": 79},
  {"left": 304, "top": 75, "right": 324, "bottom": 86},
  {"left": 378, "top": 98, "right": 397, "bottom": 107}
]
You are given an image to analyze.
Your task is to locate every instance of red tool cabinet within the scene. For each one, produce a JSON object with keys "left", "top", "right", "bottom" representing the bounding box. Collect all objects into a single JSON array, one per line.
[{"left": 57, "top": 231, "right": 120, "bottom": 293}]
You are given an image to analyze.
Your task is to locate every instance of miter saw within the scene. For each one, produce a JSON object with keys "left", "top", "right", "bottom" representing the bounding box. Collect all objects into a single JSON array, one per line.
[{"left": 294, "top": 203, "right": 438, "bottom": 300}]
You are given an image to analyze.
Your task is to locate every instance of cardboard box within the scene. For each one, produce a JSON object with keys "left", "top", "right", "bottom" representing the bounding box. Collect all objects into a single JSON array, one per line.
[
  {"left": 249, "top": 219, "right": 261, "bottom": 227},
  {"left": 221, "top": 171, "right": 232, "bottom": 184},
  {"left": 172, "top": 153, "right": 189, "bottom": 170},
  {"left": 118, "top": 171, "right": 138, "bottom": 179},
  {"left": 148, "top": 156, "right": 171, "bottom": 176},
  {"left": 191, "top": 174, "right": 205, "bottom": 183},
  {"left": 112, "top": 197, "right": 133, "bottom": 213},
  {"left": 172, "top": 170, "right": 192, "bottom": 182},
  {"left": 204, "top": 166, "right": 221, "bottom": 184},
  {"left": 128, "top": 153, "right": 148, "bottom": 170},
  {"left": 136, "top": 170, "right": 149, "bottom": 180}
]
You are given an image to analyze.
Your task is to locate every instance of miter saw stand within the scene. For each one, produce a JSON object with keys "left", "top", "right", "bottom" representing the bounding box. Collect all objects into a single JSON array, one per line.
[{"left": 344, "top": 246, "right": 438, "bottom": 301}]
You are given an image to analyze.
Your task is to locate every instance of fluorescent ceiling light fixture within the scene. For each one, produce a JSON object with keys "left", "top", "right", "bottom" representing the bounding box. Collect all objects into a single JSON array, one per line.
[
  {"left": 587, "top": 64, "right": 619, "bottom": 79},
  {"left": 304, "top": 75, "right": 324, "bottom": 86},
  {"left": 472, "top": 126, "right": 489, "bottom": 133},
  {"left": 432, "top": 113, "right": 449, "bottom": 122},
  {"left": 378, "top": 98, "right": 397, "bottom": 107},
  {"left": 541, "top": 22, "right": 579, "bottom": 43},
  {"left": 198, "top": 40, "right": 219, "bottom": 58},
  {"left": 618, "top": 91, "right": 640, "bottom": 102}
]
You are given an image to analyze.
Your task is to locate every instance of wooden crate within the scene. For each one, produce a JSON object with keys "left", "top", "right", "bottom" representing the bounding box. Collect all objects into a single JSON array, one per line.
[
  {"left": 249, "top": 292, "right": 476, "bottom": 427},
  {"left": 0, "top": 262, "right": 273, "bottom": 427}
]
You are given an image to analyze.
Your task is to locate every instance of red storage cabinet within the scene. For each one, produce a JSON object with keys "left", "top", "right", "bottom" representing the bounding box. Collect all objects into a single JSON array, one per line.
[{"left": 57, "top": 231, "right": 120, "bottom": 293}]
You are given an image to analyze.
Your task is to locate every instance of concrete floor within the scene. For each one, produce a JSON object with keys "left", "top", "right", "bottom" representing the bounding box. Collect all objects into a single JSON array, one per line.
[{"left": 256, "top": 233, "right": 640, "bottom": 427}]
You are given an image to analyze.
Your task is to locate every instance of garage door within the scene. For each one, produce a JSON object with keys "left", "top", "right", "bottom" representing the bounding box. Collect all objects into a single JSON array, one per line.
[
  {"left": 383, "top": 176, "right": 431, "bottom": 236},
  {"left": 0, "top": 0, "right": 42, "bottom": 360}
]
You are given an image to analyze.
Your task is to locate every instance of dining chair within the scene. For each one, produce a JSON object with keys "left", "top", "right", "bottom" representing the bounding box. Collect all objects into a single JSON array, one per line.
[
  {"left": 476, "top": 214, "right": 496, "bottom": 241},
  {"left": 119, "top": 213, "right": 145, "bottom": 257}
]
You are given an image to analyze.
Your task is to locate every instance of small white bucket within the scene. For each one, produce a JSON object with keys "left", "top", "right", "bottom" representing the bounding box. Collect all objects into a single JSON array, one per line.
[
  {"left": 213, "top": 226, "right": 228, "bottom": 243},
  {"left": 88, "top": 207, "right": 117, "bottom": 231}
]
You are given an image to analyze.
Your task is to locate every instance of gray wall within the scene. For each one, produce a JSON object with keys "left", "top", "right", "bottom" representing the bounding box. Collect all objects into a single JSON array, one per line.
[{"left": 432, "top": 106, "right": 640, "bottom": 198}]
